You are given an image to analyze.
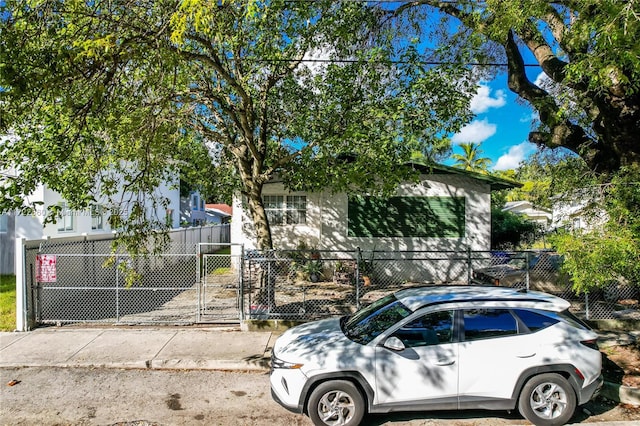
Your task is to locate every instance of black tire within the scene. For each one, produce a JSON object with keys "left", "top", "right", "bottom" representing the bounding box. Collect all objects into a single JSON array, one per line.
[
  {"left": 518, "top": 373, "right": 577, "bottom": 426},
  {"left": 307, "top": 380, "right": 365, "bottom": 426}
]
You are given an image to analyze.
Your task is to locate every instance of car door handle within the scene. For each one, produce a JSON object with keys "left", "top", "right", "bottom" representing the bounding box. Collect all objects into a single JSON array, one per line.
[
  {"left": 516, "top": 353, "right": 536, "bottom": 358},
  {"left": 435, "top": 359, "right": 456, "bottom": 366}
]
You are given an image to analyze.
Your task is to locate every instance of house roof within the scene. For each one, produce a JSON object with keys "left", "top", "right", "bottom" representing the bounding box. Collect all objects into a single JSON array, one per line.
[
  {"left": 205, "top": 203, "right": 232, "bottom": 216},
  {"left": 503, "top": 200, "right": 552, "bottom": 222},
  {"left": 409, "top": 161, "right": 522, "bottom": 191}
]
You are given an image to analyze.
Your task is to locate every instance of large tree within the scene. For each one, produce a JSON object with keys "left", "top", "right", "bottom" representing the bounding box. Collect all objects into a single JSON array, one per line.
[
  {"left": 0, "top": 0, "right": 474, "bottom": 251},
  {"left": 392, "top": 0, "right": 640, "bottom": 175}
]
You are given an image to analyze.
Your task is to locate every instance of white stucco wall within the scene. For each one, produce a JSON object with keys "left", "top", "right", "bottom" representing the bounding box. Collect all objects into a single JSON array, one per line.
[
  {"left": 13, "top": 177, "right": 181, "bottom": 240},
  {"left": 231, "top": 173, "right": 492, "bottom": 253}
]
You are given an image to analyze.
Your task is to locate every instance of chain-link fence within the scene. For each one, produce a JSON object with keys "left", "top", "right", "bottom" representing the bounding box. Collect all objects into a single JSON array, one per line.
[
  {"left": 19, "top": 239, "right": 639, "bottom": 327},
  {"left": 21, "top": 225, "right": 231, "bottom": 327},
  {"left": 242, "top": 249, "right": 639, "bottom": 322}
]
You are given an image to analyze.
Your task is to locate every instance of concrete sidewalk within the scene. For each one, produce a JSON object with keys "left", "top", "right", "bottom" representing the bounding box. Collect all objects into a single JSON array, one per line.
[
  {"left": 1, "top": 327, "right": 638, "bottom": 372},
  {"left": 0, "top": 326, "right": 274, "bottom": 371},
  {"left": 1, "top": 326, "right": 639, "bottom": 408}
]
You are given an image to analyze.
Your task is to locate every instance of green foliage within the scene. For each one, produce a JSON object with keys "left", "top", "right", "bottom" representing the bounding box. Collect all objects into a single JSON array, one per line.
[
  {"left": 0, "top": 275, "right": 16, "bottom": 331},
  {"left": 0, "top": 0, "right": 475, "bottom": 253},
  {"left": 510, "top": 150, "right": 594, "bottom": 208},
  {"left": 491, "top": 207, "right": 540, "bottom": 250},
  {"left": 550, "top": 229, "right": 640, "bottom": 294},
  {"left": 392, "top": 0, "right": 640, "bottom": 174},
  {"left": 548, "top": 166, "right": 640, "bottom": 293}
]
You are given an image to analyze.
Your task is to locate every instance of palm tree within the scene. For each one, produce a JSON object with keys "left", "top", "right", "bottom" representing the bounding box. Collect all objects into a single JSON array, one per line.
[{"left": 451, "top": 143, "right": 492, "bottom": 172}]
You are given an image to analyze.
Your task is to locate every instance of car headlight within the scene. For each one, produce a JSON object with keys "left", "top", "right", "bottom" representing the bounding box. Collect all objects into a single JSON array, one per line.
[{"left": 271, "top": 354, "right": 304, "bottom": 370}]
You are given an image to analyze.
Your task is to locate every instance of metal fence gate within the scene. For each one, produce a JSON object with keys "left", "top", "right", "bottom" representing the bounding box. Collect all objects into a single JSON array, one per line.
[
  {"left": 20, "top": 226, "right": 233, "bottom": 328},
  {"left": 197, "top": 243, "right": 242, "bottom": 323}
]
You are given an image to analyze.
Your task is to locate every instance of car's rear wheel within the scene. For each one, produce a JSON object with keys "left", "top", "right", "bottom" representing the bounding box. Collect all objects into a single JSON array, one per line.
[
  {"left": 307, "top": 380, "right": 365, "bottom": 426},
  {"left": 518, "top": 373, "right": 577, "bottom": 426}
]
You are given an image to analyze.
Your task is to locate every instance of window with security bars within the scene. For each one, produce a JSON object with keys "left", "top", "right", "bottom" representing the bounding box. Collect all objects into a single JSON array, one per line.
[
  {"left": 348, "top": 196, "right": 465, "bottom": 238},
  {"left": 264, "top": 195, "right": 307, "bottom": 225}
]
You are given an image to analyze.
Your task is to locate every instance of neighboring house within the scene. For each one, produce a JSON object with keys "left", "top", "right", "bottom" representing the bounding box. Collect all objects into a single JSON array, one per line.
[
  {"left": 0, "top": 168, "right": 181, "bottom": 274},
  {"left": 11, "top": 183, "right": 181, "bottom": 241},
  {"left": 205, "top": 203, "right": 232, "bottom": 224},
  {"left": 0, "top": 211, "right": 15, "bottom": 275},
  {"left": 180, "top": 190, "right": 208, "bottom": 226},
  {"left": 232, "top": 163, "right": 519, "bottom": 255},
  {"left": 503, "top": 200, "right": 552, "bottom": 228},
  {"left": 550, "top": 189, "right": 608, "bottom": 232},
  {"left": 179, "top": 194, "right": 232, "bottom": 227}
]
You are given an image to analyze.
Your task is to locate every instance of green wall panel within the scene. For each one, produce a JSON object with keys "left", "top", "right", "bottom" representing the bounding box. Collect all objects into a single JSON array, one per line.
[{"left": 348, "top": 196, "right": 466, "bottom": 238}]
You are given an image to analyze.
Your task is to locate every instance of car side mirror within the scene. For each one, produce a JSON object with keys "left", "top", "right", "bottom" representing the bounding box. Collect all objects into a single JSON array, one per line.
[{"left": 383, "top": 336, "right": 406, "bottom": 352}]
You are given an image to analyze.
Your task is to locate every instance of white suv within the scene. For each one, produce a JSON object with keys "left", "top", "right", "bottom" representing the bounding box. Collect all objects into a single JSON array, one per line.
[{"left": 270, "top": 286, "right": 602, "bottom": 426}]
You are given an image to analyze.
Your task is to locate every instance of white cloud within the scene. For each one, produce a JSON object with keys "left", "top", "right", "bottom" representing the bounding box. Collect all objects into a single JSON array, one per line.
[
  {"left": 470, "top": 84, "right": 506, "bottom": 114},
  {"left": 451, "top": 118, "right": 497, "bottom": 144},
  {"left": 519, "top": 111, "right": 539, "bottom": 123},
  {"left": 493, "top": 142, "right": 537, "bottom": 171}
]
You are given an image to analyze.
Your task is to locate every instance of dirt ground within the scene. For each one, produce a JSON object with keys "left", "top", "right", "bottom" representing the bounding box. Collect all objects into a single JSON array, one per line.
[{"left": 602, "top": 341, "right": 640, "bottom": 388}]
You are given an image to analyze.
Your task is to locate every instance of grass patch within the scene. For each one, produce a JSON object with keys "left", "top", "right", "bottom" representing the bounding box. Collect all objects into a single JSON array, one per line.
[{"left": 0, "top": 275, "right": 16, "bottom": 331}]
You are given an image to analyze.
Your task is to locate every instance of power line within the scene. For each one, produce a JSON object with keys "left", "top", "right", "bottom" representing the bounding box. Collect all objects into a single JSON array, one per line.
[{"left": 240, "top": 57, "right": 541, "bottom": 67}]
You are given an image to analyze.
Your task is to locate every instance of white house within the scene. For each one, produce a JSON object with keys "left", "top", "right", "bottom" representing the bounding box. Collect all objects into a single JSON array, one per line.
[
  {"left": 11, "top": 181, "right": 181, "bottom": 241},
  {"left": 232, "top": 163, "right": 519, "bottom": 254},
  {"left": 0, "top": 211, "right": 15, "bottom": 275},
  {"left": 503, "top": 200, "right": 552, "bottom": 228},
  {"left": 550, "top": 188, "right": 608, "bottom": 232},
  {"left": 0, "top": 166, "right": 181, "bottom": 274},
  {"left": 180, "top": 190, "right": 208, "bottom": 227}
]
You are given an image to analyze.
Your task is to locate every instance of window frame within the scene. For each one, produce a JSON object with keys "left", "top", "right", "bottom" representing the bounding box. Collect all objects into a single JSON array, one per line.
[
  {"left": 91, "top": 205, "right": 105, "bottom": 231},
  {"left": 56, "top": 203, "right": 74, "bottom": 232},
  {"left": 263, "top": 195, "right": 307, "bottom": 226}
]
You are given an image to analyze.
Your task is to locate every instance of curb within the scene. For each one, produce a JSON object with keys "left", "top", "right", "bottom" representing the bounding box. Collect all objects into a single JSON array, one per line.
[
  {"left": 149, "top": 358, "right": 270, "bottom": 371},
  {"left": 0, "top": 358, "right": 272, "bottom": 372},
  {"left": 601, "top": 381, "right": 640, "bottom": 407}
]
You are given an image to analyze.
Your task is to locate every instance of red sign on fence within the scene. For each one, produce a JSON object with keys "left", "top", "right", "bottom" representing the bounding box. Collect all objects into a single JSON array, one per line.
[{"left": 36, "top": 254, "right": 57, "bottom": 283}]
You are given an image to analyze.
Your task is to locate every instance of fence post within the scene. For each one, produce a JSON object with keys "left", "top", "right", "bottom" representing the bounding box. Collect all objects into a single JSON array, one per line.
[
  {"left": 196, "top": 243, "right": 202, "bottom": 323},
  {"left": 115, "top": 255, "right": 120, "bottom": 322},
  {"left": 585, "top": 292, "right": 590, "bottom": 320},
  {"left": 525, "top": 251, "right": 531, "bottom": 291},
  {"left": 239, "top": 244, "right": 245, "bottom": 321},
  {"left": 15, "top": 238, "right": 28, "bottom": 331},
  {"left": 355, "top": 247, "right": 362, "bottom": 310},
  {"left": 467, "top": 247, "right": 472, "bottom": 285}
]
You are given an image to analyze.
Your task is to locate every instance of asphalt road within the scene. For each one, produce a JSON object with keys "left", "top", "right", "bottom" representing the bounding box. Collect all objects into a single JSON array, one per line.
[{"left": 1, "top": 367, "right": 638, "bottom": 426}]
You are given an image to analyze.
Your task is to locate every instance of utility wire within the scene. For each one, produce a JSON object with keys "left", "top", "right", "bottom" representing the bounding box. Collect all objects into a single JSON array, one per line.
[{"left": 235, "top": 57, "right": 541, "bottom": 67}]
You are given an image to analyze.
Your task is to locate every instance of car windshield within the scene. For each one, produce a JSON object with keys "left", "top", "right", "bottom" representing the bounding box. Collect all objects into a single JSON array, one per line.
[{"left": 342, "top": 294, "right": 413, "bottom": 345}]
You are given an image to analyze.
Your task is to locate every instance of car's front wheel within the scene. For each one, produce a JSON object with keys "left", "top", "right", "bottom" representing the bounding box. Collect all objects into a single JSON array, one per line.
[
  {"left": 307, "top": 380, "right": 365, "bottom": 426},
  {"left": 518, "top": 373, "right": 577, "bottom": 426}
]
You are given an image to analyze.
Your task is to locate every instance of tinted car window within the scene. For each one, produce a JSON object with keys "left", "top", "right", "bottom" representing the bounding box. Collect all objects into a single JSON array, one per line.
[
  {"left": 463, "top": 309, "right": 517, "bottom": 341},
  {"left": 343, "top": 295, "right": 412, "bottom": 345},
  {"left": 513, "top": 309, "right": 559, "bottom": 332},
  {"left": 393, "top": 310, "right": 454, "bottom": 348},
  {"left": 557, "top": 309, "right": 591, "bottom": 330}
]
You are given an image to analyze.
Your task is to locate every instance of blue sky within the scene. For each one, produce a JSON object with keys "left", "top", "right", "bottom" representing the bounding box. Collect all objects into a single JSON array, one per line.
[{"left": 445, "top": 72, "right": 542, "bottom": 172}]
